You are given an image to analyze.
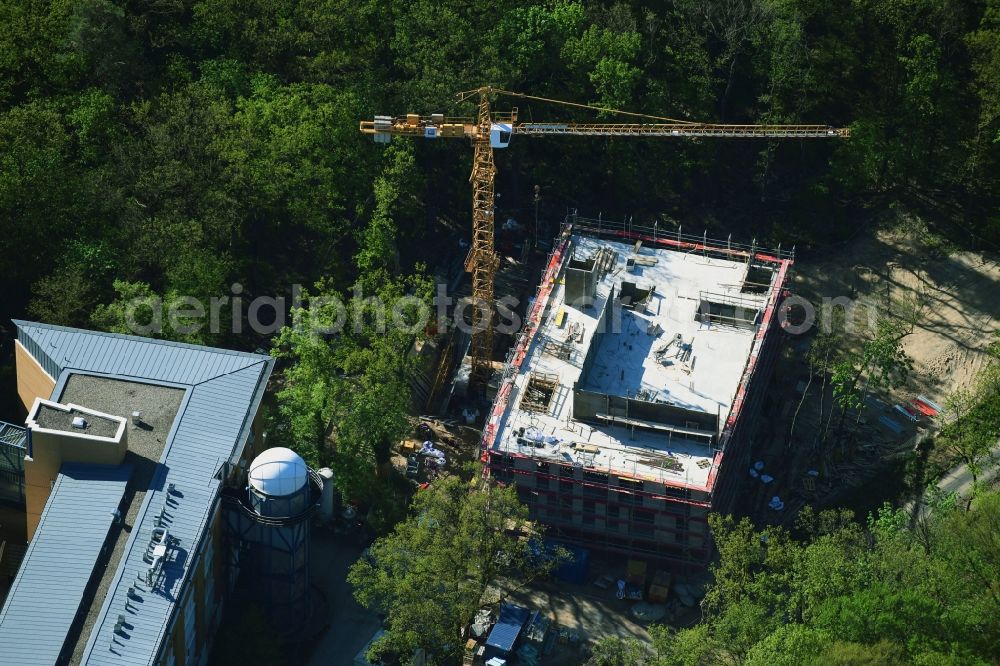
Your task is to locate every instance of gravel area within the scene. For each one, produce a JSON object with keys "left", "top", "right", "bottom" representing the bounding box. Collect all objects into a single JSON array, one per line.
[{"left": 34, "top": 404, "right": 121, "bottom": 438}]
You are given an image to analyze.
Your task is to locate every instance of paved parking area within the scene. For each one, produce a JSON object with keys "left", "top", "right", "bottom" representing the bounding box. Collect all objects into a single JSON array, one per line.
[{"left": 305, "top": 529, "right": 382, "bottom": 666}]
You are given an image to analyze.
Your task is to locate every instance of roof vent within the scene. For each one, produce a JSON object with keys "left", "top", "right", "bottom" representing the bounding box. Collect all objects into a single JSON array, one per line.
[{"left": 72, "top": 416, "right": 87, "bottom": 429}]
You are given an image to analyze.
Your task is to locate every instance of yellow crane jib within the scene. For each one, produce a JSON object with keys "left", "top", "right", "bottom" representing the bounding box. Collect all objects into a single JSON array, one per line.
[
  {"left": 360, "top": 115, "right": 849, "bottom": 144},
  {"left": 359, "top": 87, "right": 849, "bottom": 392}
]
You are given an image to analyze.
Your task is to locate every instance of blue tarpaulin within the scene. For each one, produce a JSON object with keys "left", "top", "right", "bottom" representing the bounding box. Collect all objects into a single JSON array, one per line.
[
  {"left": 552, "top": 542, "right": 590, "bottom": 584},
  {"left": 485, "top": 602, "right": 531, "bottom": 654},
  {"left": 530, "top": 539, "right": 591, "bottom": 584}
]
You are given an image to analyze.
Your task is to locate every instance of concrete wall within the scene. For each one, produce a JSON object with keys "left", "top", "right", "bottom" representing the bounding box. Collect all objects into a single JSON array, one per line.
[
  {"left": 15, "top": 340, "right": 55, "bottom": 414},
  {"left": 695, "top": 299, "right": 759, "bottom": 329},
  {"left": 577, "top": 290, "right": 613, "bottom": 382},
  {"left": 565, "top": 257, "right": 597, "bottom": 308},
  {"left": 572, "top": 388, "right": 717, "bottom": 434}
]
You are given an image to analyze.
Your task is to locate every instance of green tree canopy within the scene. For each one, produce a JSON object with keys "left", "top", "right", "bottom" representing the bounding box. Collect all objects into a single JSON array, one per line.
[
  {"left": 592, "top": 492, "right": 1000, "bottom": 666},
  {"left": 348, "top": 473, "right": 556, "bottom": 664}
]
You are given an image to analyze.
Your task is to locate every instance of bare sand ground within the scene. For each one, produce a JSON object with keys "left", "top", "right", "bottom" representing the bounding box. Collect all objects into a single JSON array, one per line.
[{"left": 744, "top": 215, "right": 1000, "bottom": 522}]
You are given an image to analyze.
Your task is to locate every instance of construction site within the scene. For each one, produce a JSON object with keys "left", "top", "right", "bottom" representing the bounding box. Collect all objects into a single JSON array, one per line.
[
  {"left": 350, "top": 84, "right": 1000, "bottom": 662},
  {"left": 476, "top": 214, "right": 792, "bottom": 571},
  {"left": 2, "top": 0, "right": 999, "bottom": 654},
  {"left": 361, "top": 87, "right": 845, "bottom": 580},
  {"left": 387, "top": 205, "right": 999, "bottom": 664}
]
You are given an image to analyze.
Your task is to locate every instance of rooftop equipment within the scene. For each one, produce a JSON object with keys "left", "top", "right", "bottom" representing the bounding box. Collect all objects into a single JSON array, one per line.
[{"left": 317, "top": 467, "right": 335, "bottom": 522}]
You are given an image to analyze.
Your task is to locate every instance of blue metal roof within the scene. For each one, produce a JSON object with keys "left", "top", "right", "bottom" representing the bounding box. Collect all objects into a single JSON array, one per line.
[
  {"left": 0, "top": 463, "right": 132, "bottom": 665},
  {"left": 485, "top": 602, "right": 531, "bottom": 653},
  {"left": 13, "top": 320, "right": 266, "bottom": 387},
  {"left": 11, "top": 321, "right": 273, "bottom": 665}
]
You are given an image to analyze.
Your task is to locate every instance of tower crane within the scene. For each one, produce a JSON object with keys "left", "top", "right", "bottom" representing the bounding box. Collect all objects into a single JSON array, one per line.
[{"left": 360, "top": 86, "right": 849, "bottom": 391}]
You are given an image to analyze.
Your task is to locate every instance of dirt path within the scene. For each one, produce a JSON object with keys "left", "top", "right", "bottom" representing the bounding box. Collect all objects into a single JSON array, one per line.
[
  {"left": 744, "top": 213, "right": 1000, "bottom": 522},
  {"left": 796, "top": 218, "right": 1000, "bottom": 401},
  {"left": 907, "top": 439, "right": 1000, "bottom": 522}
]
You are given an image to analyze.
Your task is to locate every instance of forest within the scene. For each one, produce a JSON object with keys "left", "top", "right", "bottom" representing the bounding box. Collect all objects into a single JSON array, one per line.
[{"left": 2, "top": 0, "right": 998, "bottom": 340}]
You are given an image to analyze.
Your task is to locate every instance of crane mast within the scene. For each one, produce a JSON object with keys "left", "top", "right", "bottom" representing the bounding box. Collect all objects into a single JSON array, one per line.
[
  {"left": 361, "top": 86, "right": 849, "bottom": 392},
  {"left": 467, "top": 92, "right": 500, "bottom": 389}
]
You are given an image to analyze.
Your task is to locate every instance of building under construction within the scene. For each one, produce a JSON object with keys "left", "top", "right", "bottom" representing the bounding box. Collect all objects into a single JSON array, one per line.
[{"left": 482, "top": 214, "right": 793, "bottom": 571}]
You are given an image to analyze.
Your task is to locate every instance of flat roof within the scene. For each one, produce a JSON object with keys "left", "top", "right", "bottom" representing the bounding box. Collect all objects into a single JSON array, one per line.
[
  {"left": 10, "top": 321, "right": 273, "bottom": 666},
  {"left": 33, "top": 403, "right": 122, "bottom": 439},
  {"left": 0, "top": 463, "right": 132, "bottom": 665},
  {"left": 491, "top": 235, "right": 774, "bottom": 489}
]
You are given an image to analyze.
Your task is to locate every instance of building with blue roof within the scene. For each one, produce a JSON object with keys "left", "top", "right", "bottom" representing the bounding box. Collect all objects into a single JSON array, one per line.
[
  {"left": 0, "top": 321, "right": 277, "bottom": 665},
  {"left": 0, "top": 463, "right": 132, "bottom": 665},
  {"left": 484, "top": 601, "right": 530, "bottom": 657}
]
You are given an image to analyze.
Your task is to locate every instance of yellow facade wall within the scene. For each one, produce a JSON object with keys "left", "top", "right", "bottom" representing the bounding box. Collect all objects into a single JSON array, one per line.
[{"left": 15, "top": 340, "right": 55, "bottom": 413}]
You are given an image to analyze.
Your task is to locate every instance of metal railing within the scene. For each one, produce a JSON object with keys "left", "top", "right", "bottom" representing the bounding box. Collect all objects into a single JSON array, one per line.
[
  {"left": 221, "top": 470, "right": 323, "bottom": 527},
  {"left": 565, "top": 211, "right": 795, "bottom": 261},
  {"left": 0, "top": 421, "right": 26, "bottom": 504}
]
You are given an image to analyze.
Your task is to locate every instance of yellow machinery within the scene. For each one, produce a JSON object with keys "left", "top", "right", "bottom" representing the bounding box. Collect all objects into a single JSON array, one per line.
[{"left": 361, "top": 87, "right": 849, "bottom": 391}]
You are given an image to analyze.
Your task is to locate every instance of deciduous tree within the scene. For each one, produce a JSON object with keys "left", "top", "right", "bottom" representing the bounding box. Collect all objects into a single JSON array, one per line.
[{"left": 348, "top": 473, "right": 552, "bottom": 664}]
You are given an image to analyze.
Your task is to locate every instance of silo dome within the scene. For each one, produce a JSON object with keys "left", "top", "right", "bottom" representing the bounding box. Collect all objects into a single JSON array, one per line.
[{"left": 248, "top": 447, "right": 308, "bottom": 496}]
